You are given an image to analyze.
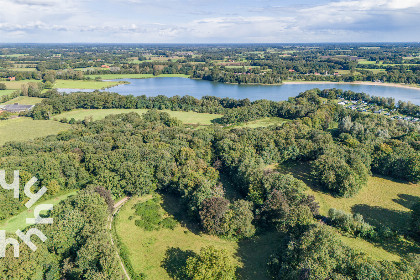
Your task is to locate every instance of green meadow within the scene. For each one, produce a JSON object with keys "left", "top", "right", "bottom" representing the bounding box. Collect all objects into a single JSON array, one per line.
[
  {"left": 0, "top": 117, "right": 70, "bottom": 145},
  {"left": 277, "top": 162, "right": 420, "bottom": 260},
  {"left": 2, "top": 96, "right": 44, "bottom": 105},
  {"left": 115, "top": 195, "right": 280, "bottom": 280},
  {"left": 53, "top": 79, "right": 123, "bottom": 89},
  {"left": 0, "top": 90, "right": 16, "bottom": 97},
  {"left": 54, "top": 108, "right": 222, "bottom": 125},
  {"left": 86, "top": 73, "right": 190, "bottom": 79}
]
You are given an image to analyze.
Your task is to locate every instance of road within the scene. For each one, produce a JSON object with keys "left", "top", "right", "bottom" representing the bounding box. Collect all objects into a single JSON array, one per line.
[{"left": 109, "top": 196, "right": 131, "bottom": 280}]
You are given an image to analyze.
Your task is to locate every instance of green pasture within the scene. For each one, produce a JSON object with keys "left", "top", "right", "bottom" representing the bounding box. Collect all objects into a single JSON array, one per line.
[
  {"left": 2, "top": 96, "right": 44, "bottom": 105},
  {"left": 53, "top": 79, "right": 123, "bottom": 89},
  {"left": 115, "top": 195, "right": 280, "bottom": 280},
  {"left": 54, "top": 109, "right": 222, "bottom": 125},
  {"left": 0, "top": 117, "right": 70, "bottom": 145},
  {"left": 86, "top": 73, "right": 189, "bottom": 80}
]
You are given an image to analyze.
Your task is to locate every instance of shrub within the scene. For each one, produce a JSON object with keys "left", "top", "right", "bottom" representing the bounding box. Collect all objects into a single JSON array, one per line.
[
  {"left": 160, "top": 217, "right": 178, "bottom": 230},
  {"left": 328, "top": 208, "right": 376, "bottom": 239}
]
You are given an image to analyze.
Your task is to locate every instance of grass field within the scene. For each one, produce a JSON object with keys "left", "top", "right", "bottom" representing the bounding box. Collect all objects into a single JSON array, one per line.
[
  {"left": 0, "top": 190, "right": 77, "bottom": 233},
  {"left": 229, "top": 117, "right": 289, "bottom": 129},
  {"left": 54, "top": 109, "right": 222, "bottom": 125},
  {"left": 53, "top": 79, "right": 123, "bottom": 89},
  {"left": 86, "top": 73, "right": 190, "bottom": 80},
  {"left": 115, "top": 195, "right": 280, "bottom": 280},
  {"left": 115, "top": 195, "right": 239, "bottom": 280},
  {"left": 0, "top": 117, "right": 70, "bottom": 145},
  {"left": 0, "top": 80, "right": 40, "bottom": 90},
  {"left": 357, "top": 68, "right": 387, "bottom": 74},
  {"left": 2, "top": 96, "right": 44, "bottom": 105},
  {"left": 0, "top": 90, "right": 15, "bottom": 97},
  {"left": 277, "top": 162, "right": 420, "bottom": 259}
]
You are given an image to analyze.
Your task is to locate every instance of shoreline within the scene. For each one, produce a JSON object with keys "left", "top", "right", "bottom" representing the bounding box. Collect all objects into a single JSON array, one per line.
[{"left": 283, "top": 81, "right": 420, "bottom": 90}]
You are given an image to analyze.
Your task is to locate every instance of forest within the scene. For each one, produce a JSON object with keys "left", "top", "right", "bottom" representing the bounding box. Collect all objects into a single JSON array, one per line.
[{"left": 0, "top": 88, "right": 419, "bottom": 279}]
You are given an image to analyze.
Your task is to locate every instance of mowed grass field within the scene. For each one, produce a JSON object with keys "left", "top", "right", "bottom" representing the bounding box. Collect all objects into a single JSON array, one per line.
[
  {"left": 0, "top": 117, "right": 70, "bottom": 145},
  {"left": 0, "top": 190, "right": 77, "bottom": 233},
  {"left": 54, "top": 109, "right": 222, "bottom": 125},
  {"left": 0, "top": 90, "right": 16, "bottom": 97},
  {"left": 0, "top": 80, "right": 40, "bottom": 90},
  {"left": 86, "top": 73, "right": 190, "bottom": 79},
  {"left": 2, "top": 96, "right": 44, "bottom": 105},
  {"left": 229, "top": 117, "right": 289, "bottom": 129},
  {"left": 53, "top": 79, "right": 123, "bottom": 89},
  {"left": 115, "top": 195, "right": 281, "bottom": 280}
]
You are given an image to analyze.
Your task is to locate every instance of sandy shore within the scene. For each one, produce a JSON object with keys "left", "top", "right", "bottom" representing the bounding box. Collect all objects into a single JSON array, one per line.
[{"left": 283, "top": 81, "right": 420, "bottom": 90}]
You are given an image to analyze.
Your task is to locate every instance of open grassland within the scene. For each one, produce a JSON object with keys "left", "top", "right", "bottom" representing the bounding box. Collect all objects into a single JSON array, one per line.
[
  {"left": 53, "top": 79, "right": 123, "bottom": 89},
  {"left": 115, "top": 195, "right": 239, "bottom": 280},
  {"left": 277, "top": 162, "right": 420, "bottom": 260},
  {"left": 339, "top": 234, "right": 401, "bottom": 262},
  {"left": 0, "top": 190, "right": 77, "bottom": 233},
  {"left": 86, "top": 73, "right": 190, "bottom": 79},
  {"left": 2, "top": 96, "right": 44, "bottom": 105},
  {"left": 357, "top": 68, "right": 387, "bottom": 74},
  {"left": 0, "top": 90, "right": 16, "bottom": 97},
  {"left": 54, "top": 109, "right": 222, "bottom": 125},
  {"left": 0, "top": 80, "right": 39, "bottom": 90},
  {"left": 0, "top": 54, "right": 29, "bottom": 57},
  {"left": 8, "top": 68, "right": 37, "bottom": 72},
  {"left": 278, "top": 162, "right": 419, "bottom": 230},
  {"left": 115, "top": 195, "right": 280, "bottom": 280},
  {"left": 229, "top": 117, "right": 289, "bottom": 129},
  {"left": 0, "top": 117, "right": 70, "bottom": 145}
]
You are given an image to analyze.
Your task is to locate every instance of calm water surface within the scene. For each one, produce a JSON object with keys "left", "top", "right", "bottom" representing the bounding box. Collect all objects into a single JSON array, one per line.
[{"left": 59, "top": 78, "right": 420, "bottom": 104}]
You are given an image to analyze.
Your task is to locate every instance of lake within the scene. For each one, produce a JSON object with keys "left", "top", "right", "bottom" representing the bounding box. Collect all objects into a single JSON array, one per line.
[{"left": 59, "top": 78, "right": 420, "bottom": 104}]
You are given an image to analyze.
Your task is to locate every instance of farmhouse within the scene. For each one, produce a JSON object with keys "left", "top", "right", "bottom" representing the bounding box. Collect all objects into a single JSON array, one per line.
[{"left": 0, "top": 103, "right": 35, "bottom": 112}]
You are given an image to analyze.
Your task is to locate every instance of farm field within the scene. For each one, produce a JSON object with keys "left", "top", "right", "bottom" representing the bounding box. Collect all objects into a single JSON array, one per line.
[
  {"left": 2, "top": 96, "right": 44, "bottom": 105},
  {"left": 115, "top": 195, "right": 281, "bottom": 280},
  {"left": 0, "top": 190, "right": 78, "bottom": 233},
  {"left": 54, "top": 108, "right": 222, "bottom": 125},
  {"left": 53, "top": 79, "right": 123, "bottom": 89},
  {"left": 86, "top": 73, "right": 190, "bottom": 79},
  {"left": 0, "top": 117, "right": 70, "bottom": 145}
]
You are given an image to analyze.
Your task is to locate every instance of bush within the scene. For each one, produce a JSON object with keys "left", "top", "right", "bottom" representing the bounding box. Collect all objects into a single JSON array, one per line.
[
  {"left": 134, "top": 198, "right": 162, "bottom": 231},
  {"left": 328, "top": 208, "right": 376, "bottom": 239},
  {"left": 160, "top": 217, "right": 178, "bottom": 230}
]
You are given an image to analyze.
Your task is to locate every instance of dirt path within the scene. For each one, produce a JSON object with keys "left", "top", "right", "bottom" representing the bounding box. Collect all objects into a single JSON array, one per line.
[{"left": 109, "top": 196, "right": 131, "bottom": 280}]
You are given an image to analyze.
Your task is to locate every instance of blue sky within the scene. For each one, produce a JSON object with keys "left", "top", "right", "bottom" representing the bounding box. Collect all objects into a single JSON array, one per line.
[{"left": 0, "top": 0, "right": 419, "bottom": 43}]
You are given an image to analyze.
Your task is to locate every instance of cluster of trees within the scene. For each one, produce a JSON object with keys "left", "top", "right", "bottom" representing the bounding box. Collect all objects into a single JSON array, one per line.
[
  {"left": 268, "top": 224, "right": 420, "bottom": 279},
  {"left": 328, "top": 208, "right": 376, "bottom": 238},
  {"left": 0, "top": 187, "right": 123, "bottom": 279}
]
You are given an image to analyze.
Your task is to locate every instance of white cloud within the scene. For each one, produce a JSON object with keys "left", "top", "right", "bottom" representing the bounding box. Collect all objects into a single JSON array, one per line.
[{"left": 0, "top": 0, "right": 419, "bottom": 42}]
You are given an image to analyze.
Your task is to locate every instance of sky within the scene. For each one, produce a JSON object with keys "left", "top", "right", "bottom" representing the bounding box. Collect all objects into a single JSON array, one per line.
[{"left": 0, "top": 0, "right": 419, "bottom": 43}]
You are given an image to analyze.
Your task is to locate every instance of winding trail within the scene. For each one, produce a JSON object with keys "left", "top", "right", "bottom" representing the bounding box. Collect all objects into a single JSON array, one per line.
[{"left": 109, "top": 196, "right": 131, "bottom": 280}]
